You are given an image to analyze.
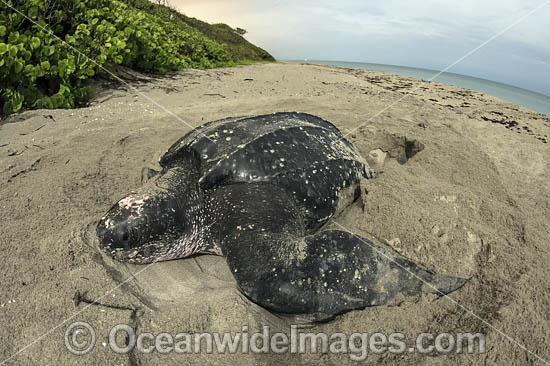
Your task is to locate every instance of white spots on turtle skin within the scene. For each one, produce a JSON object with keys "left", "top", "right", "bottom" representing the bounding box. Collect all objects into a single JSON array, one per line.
[
  {"left": 123, "top": 114, "right": 370, "bottom": 278},
  {"left": 104, "top": 217, "right": 114, "bottom": 228},
  {"left": 316, "top": 214, "right": 332, "bottom": 222}
]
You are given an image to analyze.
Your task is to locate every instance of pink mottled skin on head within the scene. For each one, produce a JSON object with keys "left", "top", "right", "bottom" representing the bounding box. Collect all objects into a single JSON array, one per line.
[{"left": 118, "top": 195, "right": 150, "bottom": 216}]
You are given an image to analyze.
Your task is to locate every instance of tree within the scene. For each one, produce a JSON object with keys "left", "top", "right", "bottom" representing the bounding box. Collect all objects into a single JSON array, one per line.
[
  {"left": 235, "top": 27, "right": 247, "bottom": 36},
  {"left": 153, "top": 0, "right": 171, "bottom": 6}
]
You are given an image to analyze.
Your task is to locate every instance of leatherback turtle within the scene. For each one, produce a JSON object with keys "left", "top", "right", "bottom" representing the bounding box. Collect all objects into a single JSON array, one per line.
[{"left": 97, "top": 112, "right": 466, "bottom": 318}]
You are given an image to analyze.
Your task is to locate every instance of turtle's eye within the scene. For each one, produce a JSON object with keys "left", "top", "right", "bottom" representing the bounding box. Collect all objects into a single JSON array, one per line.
[
  {"left": 118, "top": 227, "right": 140, "bottom": 246},
  {"left": 117, "top": 229, "right": 130, "bottom": 248}
]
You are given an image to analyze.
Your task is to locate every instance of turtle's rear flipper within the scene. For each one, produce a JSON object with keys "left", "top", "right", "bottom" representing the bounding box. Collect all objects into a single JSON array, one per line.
[{"left": 215, "top": 183, "right": 467, "bottom": 319}]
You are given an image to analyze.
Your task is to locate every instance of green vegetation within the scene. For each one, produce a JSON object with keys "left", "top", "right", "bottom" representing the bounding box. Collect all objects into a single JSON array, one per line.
[
  {"left": 0, "top": 0, "right": 274, "bottom": 115},
  {"left": 124, "top": 0, "right": 274, "bottom": 63}
]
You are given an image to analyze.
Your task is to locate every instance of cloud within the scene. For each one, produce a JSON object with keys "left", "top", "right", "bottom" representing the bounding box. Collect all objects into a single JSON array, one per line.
[{"left": 171, "top": 0, "right": 550, "bottom": 94}]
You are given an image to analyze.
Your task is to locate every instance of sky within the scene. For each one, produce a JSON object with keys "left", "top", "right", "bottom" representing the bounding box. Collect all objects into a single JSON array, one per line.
[{"left": 172, "top": 0, "right": 550, "bottom": 95}]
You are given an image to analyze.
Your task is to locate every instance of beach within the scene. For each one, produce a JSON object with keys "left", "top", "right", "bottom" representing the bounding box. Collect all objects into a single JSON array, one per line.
[{"left": 1, "top": 62, "right": 549, "bottom": 365}]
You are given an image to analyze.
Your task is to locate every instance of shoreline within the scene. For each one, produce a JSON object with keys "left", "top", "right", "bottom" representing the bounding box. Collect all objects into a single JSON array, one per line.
[{"left": 283, "top": 60, "right": 550, "bottom": 116}]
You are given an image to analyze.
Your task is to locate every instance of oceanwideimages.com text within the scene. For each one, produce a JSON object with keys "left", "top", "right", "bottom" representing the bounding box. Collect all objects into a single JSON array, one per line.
[{"left": 66, "top": 322, "right": 485, "bottom": 361}]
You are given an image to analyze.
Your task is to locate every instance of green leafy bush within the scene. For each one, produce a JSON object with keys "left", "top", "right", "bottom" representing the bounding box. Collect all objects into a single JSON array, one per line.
[{"left": 0, "top": 0, "right": 243, "bottom": 115}]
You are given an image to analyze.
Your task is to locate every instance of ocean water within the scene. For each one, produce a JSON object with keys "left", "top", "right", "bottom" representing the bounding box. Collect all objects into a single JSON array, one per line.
[{"left": 290, "top": 60, "right": 550, "bottom": 115}]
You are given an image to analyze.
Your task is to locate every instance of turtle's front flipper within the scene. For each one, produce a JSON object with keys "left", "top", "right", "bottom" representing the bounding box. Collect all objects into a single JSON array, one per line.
[
  {"left": 213, "top": 183, "right": 466, "bottom": 319},
  {"left": 298, "top": 230, "right": 466, "bottom": 311}
]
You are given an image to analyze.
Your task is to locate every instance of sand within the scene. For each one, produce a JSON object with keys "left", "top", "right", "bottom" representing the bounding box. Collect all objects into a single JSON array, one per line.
[{"left": 1, "top": 62, "right": 549, "bottom": 365}]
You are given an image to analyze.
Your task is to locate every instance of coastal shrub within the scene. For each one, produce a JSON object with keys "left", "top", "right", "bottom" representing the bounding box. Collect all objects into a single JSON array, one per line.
[
  {"left": 124, "top": 0, "right": 275, "bottom": 62},
  {"left": 0, "top": 0, "right": 234, "bottom": 115}
]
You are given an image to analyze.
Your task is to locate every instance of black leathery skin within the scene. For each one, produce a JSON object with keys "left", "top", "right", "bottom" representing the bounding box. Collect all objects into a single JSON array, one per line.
[
  {"left": 97, "top": 195, "right": 182, "bottom": 251},
  {"left": 96, "top": 159, "right": 212, "bottom": 263},
  {"left": 163, "top": 112, "right": 361, "bottom": 179},
  {"left": 98, "top": 112, "right": 467, "bottom": 317},
  {"left": 182, "top": 112, "right": 368, "bottom": 230},
  {"left": 213, "top": 183, "right": 466, "bottom": 317}
]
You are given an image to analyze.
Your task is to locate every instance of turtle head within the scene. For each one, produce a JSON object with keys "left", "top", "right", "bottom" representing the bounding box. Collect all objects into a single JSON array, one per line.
[{"left": 96, "top": 190, "right": 198, "bottom": 263}]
